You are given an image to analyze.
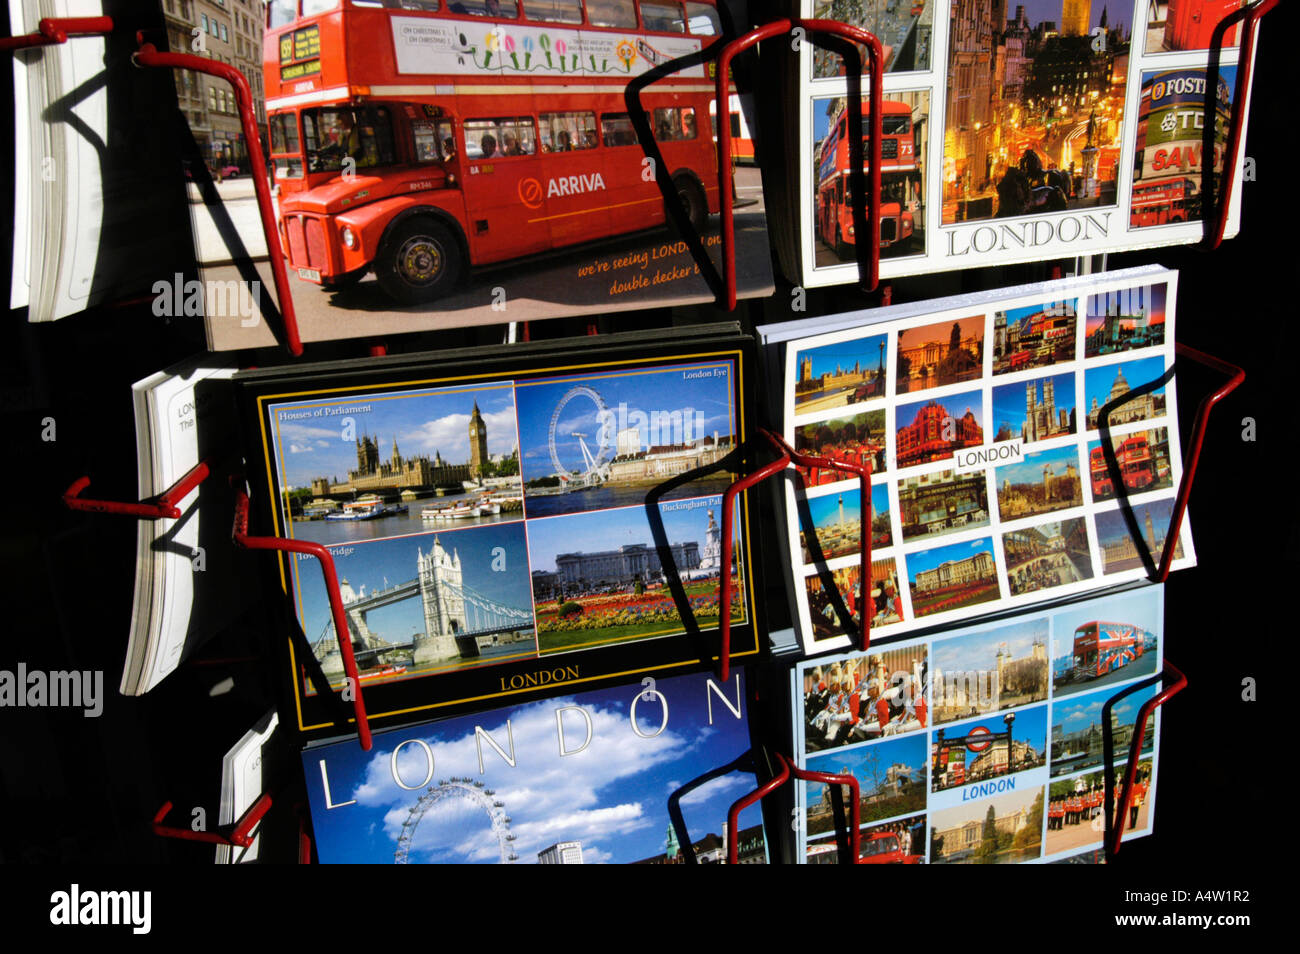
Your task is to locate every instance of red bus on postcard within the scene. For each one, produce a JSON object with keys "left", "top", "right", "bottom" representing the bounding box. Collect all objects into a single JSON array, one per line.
[
  {"left": 1071, "top": 621, "right": 1150, "bottom": 681},
  {"left": 815, "top": 99, "right": 915, "bottom": 257},
  {"left": 1089, "top": 434, "right": 1156, "bottom": 497},
  {"left": 1130, "top": 176, "right": 1196, "bottom": 227},
  {"left": 263, "top": 0, "right": 729, "bottom": 302}
]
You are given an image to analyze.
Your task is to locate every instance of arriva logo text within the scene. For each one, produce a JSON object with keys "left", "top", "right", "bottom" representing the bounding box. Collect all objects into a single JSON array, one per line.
[{"left": 549, "top": 172, "right": 606, "bottom": 198}]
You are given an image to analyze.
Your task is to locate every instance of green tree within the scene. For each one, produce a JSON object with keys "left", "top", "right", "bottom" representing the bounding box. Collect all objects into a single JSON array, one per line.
[{"left": 975, "top": 804, "right": 999, "bottom": 860}]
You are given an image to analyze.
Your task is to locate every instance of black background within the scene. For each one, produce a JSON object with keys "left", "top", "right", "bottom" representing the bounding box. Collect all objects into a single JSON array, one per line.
[{"left": 0, "top": 0, "right": 1288, "bottom": 916}]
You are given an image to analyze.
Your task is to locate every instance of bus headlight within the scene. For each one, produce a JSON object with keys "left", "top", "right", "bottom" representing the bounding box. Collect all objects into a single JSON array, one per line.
[
  {"left": 847, "top": 225, "right": 855, "bottom": 237},
  {"left": 341, "top": 226, "right": 357, "bottom": 250}
]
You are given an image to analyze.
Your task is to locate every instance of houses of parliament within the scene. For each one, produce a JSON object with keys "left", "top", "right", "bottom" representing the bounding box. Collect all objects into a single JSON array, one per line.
[{"left": 309, "top": 403, "right": 492, "bottom": 496}]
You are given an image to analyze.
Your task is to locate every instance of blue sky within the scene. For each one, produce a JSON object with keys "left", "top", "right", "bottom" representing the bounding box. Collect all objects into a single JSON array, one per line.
[
  {"left": 303, "top": 670, "right": 764, "bottom": 864},
  {"left": 896, "top": 389, "right": 984, "bottom": 433},
  {"left": 795, "top": 334, "right": 888, "bottom": 380},
  {"left": 1083, "top": 356, "right": 1167, "bottom": 412},
  {"left": 1052, "top": 684, "right": 1157, "bottom": 736},
  {"left": 804, "top": 483, "right": 889, "bottom": 532},
  {"left": 996, "top": 445, "right": 1082, "bottom": 487},
  {"left": 939, "top": 704, "right": 1048, "bottom": 755},
  {"left": 1094, "top": 498, "right": 1175, "bottom": 549},
  {"left": 933, "top": 616, "right": 1048, "bottom": 673},
  {"left": 271, "top": 383, "right": 518, "bottom": 491},
  {"left": 1017, "top": 0, "right": 1129, "bottom": 31},
  {"left": 804, "top": 734, "right": 927, "bottom": 808},
  {"left": 294, "top": 522, "right": 532, "bottom": 642},
  {"left": 525, "top": 495, "right": 734, "bottom": 572},
  {"left": 515, "top": 362, "right": 735, "bottom": 483},
  {"left": 992, "top": 372, "right": 1076, "bottom": 434},
  {"left": 906, "top": 536, "right": 994, "bottom": 582}
]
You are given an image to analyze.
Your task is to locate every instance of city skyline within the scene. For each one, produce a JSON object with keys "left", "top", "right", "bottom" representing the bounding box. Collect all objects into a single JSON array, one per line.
[
  {"left": 515, "top": 363, "right": 735, "bottom": 484},
  {"left": 933, "top": 616, "right": 1049, "bottom": 675},
  {"left": 524, "top": 496, "right": 730, "bottom": 573},
  {"left": 272, "top": 384, "right": 518, "bottom": 491},
  {"left": 1085, "top": 283, "right": 1167, "bottom": 334},
  {"left": 295, "top": 522, "right": 533, "bottom": 647},
  {"left": 796, "top": 334, "right": 889, "bottom": 382},
  {"left": 1083, "top": 356, "right": 1167, "bottom": 417},
  {"left": 996, "top": 444, "right": 1081, "bottom": 489}
]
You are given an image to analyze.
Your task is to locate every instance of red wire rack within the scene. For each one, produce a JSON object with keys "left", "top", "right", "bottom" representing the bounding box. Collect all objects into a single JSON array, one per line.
[{"left": 726, "top": 751, "right": 862, "bottom": 864}]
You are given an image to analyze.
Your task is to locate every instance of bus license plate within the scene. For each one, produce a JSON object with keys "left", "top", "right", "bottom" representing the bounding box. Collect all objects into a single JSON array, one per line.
[{"left": 297, "top": 267, "right": 321, "bottom": 283}]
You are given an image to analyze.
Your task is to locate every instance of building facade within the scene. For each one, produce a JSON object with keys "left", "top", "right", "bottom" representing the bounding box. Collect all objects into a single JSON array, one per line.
[
  {"left": 553, "top": 541, "right": 701, "bottom": 587},
  {"left": 912, "top": 549, "right": 996, "bottom": 592}
]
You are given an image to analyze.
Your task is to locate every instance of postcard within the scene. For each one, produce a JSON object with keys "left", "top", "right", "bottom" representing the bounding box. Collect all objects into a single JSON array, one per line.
[
  {"left": 790, "top": 586, "right": 1166, "bottom": 864},
  {"left": 764, "top": 267, "right": 1193, "bottom": 653},
  {"left": 240, "top": 328, "right": 761, "bottom": 739},
  {"left": 303, "top": 669, "right": 767, "bottom": 863}
]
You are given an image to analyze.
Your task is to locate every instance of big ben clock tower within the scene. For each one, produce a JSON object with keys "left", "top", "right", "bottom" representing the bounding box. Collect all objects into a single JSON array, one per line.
[{"left": 468, "top": 401, "right": 489, "bottom": 479}]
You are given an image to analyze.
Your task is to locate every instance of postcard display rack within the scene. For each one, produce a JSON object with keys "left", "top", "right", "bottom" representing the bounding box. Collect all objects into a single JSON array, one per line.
[{"left": 13, "top": 0, "right": 1268, "bottom": 866}]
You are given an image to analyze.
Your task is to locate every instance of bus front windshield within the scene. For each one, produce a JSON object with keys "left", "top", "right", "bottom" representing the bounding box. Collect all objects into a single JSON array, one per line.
[{"left": 303, "top": 107, "right": 397, "bottom": 173}]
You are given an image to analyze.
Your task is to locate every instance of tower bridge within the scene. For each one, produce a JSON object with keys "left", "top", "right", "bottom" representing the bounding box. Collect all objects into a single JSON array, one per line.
[{"left": 312, "top": 536, "right": 532, "bottom": 676}]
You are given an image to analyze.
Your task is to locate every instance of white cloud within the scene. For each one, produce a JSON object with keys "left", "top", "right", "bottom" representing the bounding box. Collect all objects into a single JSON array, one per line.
[
  {"left": 401, "top": 406, "right": 518, "bottom": 461},
  {"left": 349, "top": 694, "right": 695, "bottom": 864},
  {"left": 676, "top": 772, "right": 750, "bottom": 807}
]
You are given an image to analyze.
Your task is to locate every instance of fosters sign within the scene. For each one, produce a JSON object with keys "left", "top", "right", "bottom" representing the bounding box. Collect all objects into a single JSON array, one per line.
[
  {"left": 391, "top": 16, "right": 705, "bottom": 78},
  {"left": 1137, "top": 69, "right": 1232, "bottom": 179}
]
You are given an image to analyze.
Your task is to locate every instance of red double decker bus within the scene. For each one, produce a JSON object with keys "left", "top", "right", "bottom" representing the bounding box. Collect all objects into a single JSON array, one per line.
[
  {"left": 1131, "top": 176, "right": 1196, "bottom": 227},
  {"left": 815, "top": 99, "right": 916, "bottom": 257},
  {"left": 1089, "top": 433, "right": 1156, "bottom": 497},
  {"left": 1070, "top": 621, "right": 1150, "bottom": 681},
  {"left": 264, "top": 0, "right": 729, "bottom": 302}
]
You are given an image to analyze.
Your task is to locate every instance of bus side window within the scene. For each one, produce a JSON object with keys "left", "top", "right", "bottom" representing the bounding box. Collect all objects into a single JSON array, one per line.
[
  {"left": 522, "top": 0, "right": 579, "bottom": 22},
  {"left": 541, "top": 111, "right": 597, "bottom": 151},
  {"left": 452, "top": 0, "right": 519, "bottom": 16},
  {"left": 586, "top": 0, "right": 637, "bottom": 27},
  {"left": 466, "top": 117, "right": 535, "bottom": 158},
  {"left": 599, "top": 113, "right": 638, "bottom": 147},
  {"left": 640, "top": 0, "right": 686, "bottom": 32},
  {"left": 412, "top": 121, "right": 439, "bottom": 162},
  {"left": 652, "top": 106, "right": 696, "bottom": 141},
  {"left": 683, "top": 1, "right": 719, "bottom": 34}
]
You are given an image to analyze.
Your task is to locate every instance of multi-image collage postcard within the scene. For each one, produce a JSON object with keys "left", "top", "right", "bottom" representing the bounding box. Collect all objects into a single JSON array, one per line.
[
  {"left": 236, "top": 327, "right": 761, "bottom": 742},
  {"left": 304, "top": 667, "right": 769, "bottom": 864},
  {"left": 796, "top": 0, "right": 1258, "bottom": 286},
  {"left": 791, "top": 585, "right": 1164, "bottom": 864},
  {"left": 769, "top": 266, "right": 1191, "bottom": 654}
]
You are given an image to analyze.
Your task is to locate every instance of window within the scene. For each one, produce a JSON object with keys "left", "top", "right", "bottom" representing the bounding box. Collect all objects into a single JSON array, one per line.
[
  {"left": 600, "top": 113, "right": 638, "bottom": 147},
  {"left": 268, "top": 113, "right": 301, "bottom": 154},
  {"left": 267, "top": 1, "right": 295, "bottom": 28},
  {"left": 882, "top": 114, "right": 911, "bottom": 135},
  {"left": 640, "top": 0, "right": 684, "bottom": 32},
  {"left": 464, "top": 117, "right": 535, "bottom": 159},
  {"left": 540, "top": 111, "right": 597, "bottom": 152},
  {"left": 522, "top": 0, "right": 580, "bottom": 22},
  {"left": 683, "top": 2, "right": 719, "bottom": 34},
  {"left": 208, "top": 87, "right": 217, "bottom": 110},
  {"left": 652, "top": 106, "right": 696, "bottom": 140},
  {"left": 201, "top": 12, "right": 209, "bottom": 30},
  {"left": 447, "top": 0, "right": 518, "bottom": 16},
  {"left": 303, "top": 106, "right": 397, "bottom": 171},
  {"left": 585, "top": 0, "right": 636, "bottom": 27},
  {"left": 221, "top": 23, "right": 229, "bottom": 41},
  {"left": 412, "top": 119, "right": 454, "bottom": 161}
]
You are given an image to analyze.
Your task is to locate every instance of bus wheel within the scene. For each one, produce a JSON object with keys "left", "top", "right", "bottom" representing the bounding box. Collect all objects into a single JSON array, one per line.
[
  {"left": 673, "top": 176, "right": 707, "bottom": 232},
  {"left": 375, "top": 218, "right": 462, "bottom": 304}
]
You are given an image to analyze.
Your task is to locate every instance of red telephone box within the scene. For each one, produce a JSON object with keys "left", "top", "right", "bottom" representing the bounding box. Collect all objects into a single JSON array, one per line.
[{"left": 1164, "top": 0, "right": 1242, "bottom": 51}]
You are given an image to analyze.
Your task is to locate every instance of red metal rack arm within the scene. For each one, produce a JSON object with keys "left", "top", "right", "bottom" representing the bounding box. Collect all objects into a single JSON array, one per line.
[
  {"left": 1096, "top": 344, "right": 1243, "bottom": 583},
  {"left": 762, "top": 427, "right": 873, "bottom": 653},
  {"left": 801, "top": 18, "right": 883, "bottom": 294},
  {"left": 1157, "top": 344, "right": 1244, "bottom": 581},
  {"left": 726, "top": 751, "right": 792, "bottom": 864},
  {"left": 1201, "top": 0, "right": 1278, "bottom": 250},
  {"left": 714, "top": 19, "right": 882, "bottom": 308},
  {"left": 1103, "top": 662, "right": 1186, "bottom": 859},
  {"left": 133, "top": 42, "right": 302, "bottom": 357},
  {"left": 718, "top": 444, "right": 791, "bottom": 682},
  {"left": 715, "top": 20, "right": 790, "bottom": 310},
  {"left": 152, "top": 792, "right": 273, "bottom": 848},
  {"left": 0, "top": 16, "right": 113, "bottom": 51},
  {"left": 63, "top": 459, "right": 211, "bottom": 520},
  {"left": 232, "top": 488, "right": 373, "bottom": 750},
  {"left": 790, "top": 756, "right": 862, "bottom": 861}
]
